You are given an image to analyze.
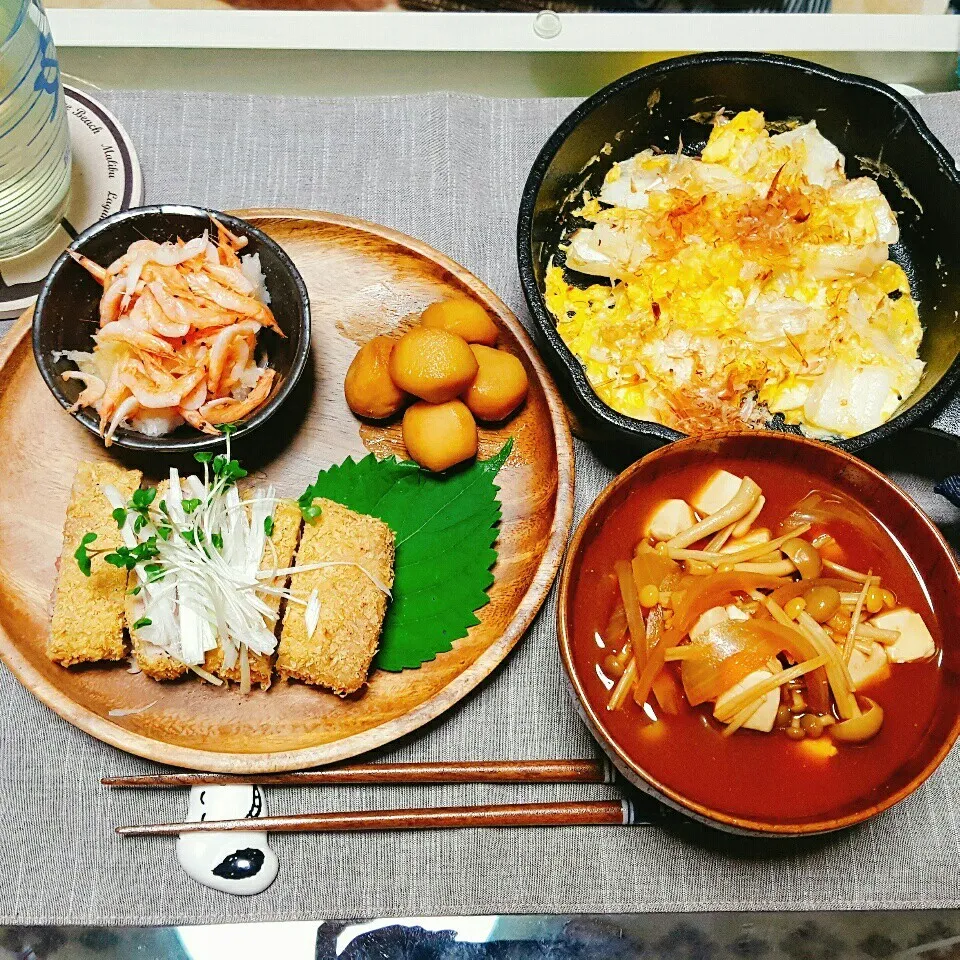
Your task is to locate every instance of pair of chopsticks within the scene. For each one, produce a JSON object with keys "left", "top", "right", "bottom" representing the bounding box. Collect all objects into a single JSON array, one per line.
[{"left": 106, "top": 758, "right": 645, "bottom": 836}]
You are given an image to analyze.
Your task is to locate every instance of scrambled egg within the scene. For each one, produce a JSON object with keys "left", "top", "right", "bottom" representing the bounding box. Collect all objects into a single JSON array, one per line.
[{"left": 546, "top": 109, "right": 923, "bottom": 438}]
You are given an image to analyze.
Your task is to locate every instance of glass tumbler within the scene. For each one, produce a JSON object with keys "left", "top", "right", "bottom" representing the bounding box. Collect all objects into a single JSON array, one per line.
[{"left": 0, "top": 0, "right": 70, "bottom": 260}]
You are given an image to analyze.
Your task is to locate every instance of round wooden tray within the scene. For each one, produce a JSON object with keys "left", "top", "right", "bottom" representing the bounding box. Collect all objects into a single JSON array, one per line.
[{"left": 0, "top": 209, "right": 575, "bottom": 772}]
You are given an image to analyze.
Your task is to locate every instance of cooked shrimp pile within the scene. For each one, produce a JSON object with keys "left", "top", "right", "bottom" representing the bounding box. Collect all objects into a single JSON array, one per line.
[{"left": 59, "top": 218, "right": 283, "bottom": 444}]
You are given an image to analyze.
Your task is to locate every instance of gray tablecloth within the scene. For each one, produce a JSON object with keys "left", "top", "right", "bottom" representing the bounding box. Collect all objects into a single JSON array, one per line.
[{"left": 2, "top": 90, "right": 959, "bottom": 926}]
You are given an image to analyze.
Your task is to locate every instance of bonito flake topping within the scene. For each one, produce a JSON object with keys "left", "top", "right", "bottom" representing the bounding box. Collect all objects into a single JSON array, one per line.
[{"left": 546, "top": 109, "right": 924, "bottom": 439}]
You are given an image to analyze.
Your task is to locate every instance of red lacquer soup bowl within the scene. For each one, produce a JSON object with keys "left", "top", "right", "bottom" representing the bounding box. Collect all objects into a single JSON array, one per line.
[{"left": 558, "top": 432, "right": 960, "bottom": 836}]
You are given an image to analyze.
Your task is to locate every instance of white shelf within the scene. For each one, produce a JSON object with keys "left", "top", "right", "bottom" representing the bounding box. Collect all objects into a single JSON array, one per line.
[{"left": 48, "top": 10, "right": 960, "bottom": 53}]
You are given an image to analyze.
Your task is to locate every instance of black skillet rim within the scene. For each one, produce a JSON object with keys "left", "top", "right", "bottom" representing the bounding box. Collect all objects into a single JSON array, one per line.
[
  {"left": 516, "top": 51, "right": 960, "bottom": 454},
  {"left": 32, "top": 203, "right": 312, "bottom": 455}
]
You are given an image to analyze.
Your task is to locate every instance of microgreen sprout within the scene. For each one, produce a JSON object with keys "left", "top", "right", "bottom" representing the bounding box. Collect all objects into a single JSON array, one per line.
[
  {"left": 126, "top": 487, "right": 158, "bottom": 535},
  {"left": 74, "top": 532, "right": 97, "bottom": 577},
  {"left": 104, "top": 540, "right": 160, "bottom": 571},
  {"left": 298, "top": 490, "right": 322, "bottom": 524},
  {"left": 132, "top": 488, "right": 157, "bottom": 510},
  {"left": 212, "top": 454, "right": 247, "bottom": 485}
]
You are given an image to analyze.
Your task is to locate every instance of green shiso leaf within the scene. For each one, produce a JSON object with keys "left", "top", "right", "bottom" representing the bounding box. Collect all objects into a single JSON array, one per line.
[{"left": 298, "top": 439, "right": 512, "bottom": 671}]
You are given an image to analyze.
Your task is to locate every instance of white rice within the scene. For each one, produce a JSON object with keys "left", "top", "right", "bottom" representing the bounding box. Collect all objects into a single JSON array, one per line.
[{"left": 240, "top": 253, "right": 271, "bottom": 305}]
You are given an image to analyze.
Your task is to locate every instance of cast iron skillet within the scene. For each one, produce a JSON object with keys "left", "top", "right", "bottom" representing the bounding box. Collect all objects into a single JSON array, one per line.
[{"left": 517, "top": 52, "right": 960, "bottom": 456}]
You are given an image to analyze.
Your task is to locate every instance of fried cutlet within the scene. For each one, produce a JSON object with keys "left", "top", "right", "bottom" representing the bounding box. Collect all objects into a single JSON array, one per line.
[
  {"left": 124, "top": 481, "right": 188, "bottom": 681},
  {"left": 204, "top": 497, "right": 302, "bottom": 688},
  {"left": 276, "top": 498, "right": 394, "bottom": 695},
  {"left": 49, "top": 461, "right": 142, "bottom": 667}
]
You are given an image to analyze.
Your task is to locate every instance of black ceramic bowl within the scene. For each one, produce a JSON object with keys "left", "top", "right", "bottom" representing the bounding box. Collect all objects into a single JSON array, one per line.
[
  {"left": 33, "top": 205, "right": 311, "bottom": 454},
  {"left": 518, "top": 52, "right": 960, "bottom": 456}
]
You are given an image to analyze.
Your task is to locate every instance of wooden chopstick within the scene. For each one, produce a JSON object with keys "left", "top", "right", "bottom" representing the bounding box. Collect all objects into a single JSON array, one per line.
[
  {"left": 118, "top": 799, "right": 642, "bottom": 836},
  {"left": 103, "top": 758, "right": 613, "bottom": 789}
]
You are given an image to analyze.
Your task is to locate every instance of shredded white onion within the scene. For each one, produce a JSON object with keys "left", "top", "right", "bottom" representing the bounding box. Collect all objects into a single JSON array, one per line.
[
  {"left": 258, "top": 560, "right": 393, "bottom": 599},
  {"left": 305, "top": 589, "right": 321, "bottom": 640},
  {"left": 108, "top": 700, "right": 158, "bottom": 717},
  {"left": 188, "top": 664, "right": 225, "bottom": 686}
]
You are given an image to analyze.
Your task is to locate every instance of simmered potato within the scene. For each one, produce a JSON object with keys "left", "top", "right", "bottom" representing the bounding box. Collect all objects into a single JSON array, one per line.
[
  {"left": 402, "top": 399, "right": 478, "bottom": 472},
  {"left": 344, "top": 336, "right": 407, "bottom": 419},
  {"left": 389, "top": 328, "right": 479, "bottom": 404},
  {"left": 462, "top": 345, "right": 529, "bottom": 421},
  {"left": 420, "top": 298, "right": 499, "bottom": 346}
]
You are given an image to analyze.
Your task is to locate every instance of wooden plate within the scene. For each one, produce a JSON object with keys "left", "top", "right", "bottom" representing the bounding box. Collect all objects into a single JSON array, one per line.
[{"left": 0, "top": 209, "right": 575, "bottom": 772}]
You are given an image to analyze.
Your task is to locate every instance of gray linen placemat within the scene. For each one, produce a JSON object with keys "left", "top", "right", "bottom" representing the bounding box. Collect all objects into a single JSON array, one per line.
[{"left": 1, "top": 90, "right": 959, "bottom": 926}]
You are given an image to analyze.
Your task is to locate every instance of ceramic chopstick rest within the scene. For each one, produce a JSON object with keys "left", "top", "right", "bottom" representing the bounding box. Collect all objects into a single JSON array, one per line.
[{"left": 176, "top": 784, "right": 279, "bottom": 895}]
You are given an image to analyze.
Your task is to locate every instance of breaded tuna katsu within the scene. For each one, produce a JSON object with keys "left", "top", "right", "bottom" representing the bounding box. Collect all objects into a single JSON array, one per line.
[
  {"left": 125, "top": 481, "right": 188, "bottom": 681},
  {"left": 127, "top": 587, "right": 189, "bottom": 680},
  {"left": 50, "top": 464, "right": 397, "bottom": 697},
  {"left": 49, "top": 461, "right": 142, "bottom": 667},
  {"left": 277, "top": 498, "right": 395, "bottom": 695},
  {"left": 203, "top": 497, "right": 302, "bottom": 688}
]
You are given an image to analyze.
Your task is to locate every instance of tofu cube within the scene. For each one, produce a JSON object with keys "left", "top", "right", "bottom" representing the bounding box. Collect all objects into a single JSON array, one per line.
[
  {"left": 690, "top": 470, "right": 742, "bottom": 516},
  {"left": 870, "top": 608, "right": 936, "bottom": 663},
  {"left": 714, "top": 668, "right": 781, "bottom": 732},
  {"left": 644, "top": 498, "right": 696, "bottom": 542},
  {"left": 847, "top": 641, "right": 890, "bottom": 690},
  {"left": 690, "top": 604, "right": 750, "bottom": 644},
  {"left": 690, "top": 606, "right": 730, "bottom": 642},
  {"left": 720, "top": 528, "right": 771, "bottom": 553}
]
